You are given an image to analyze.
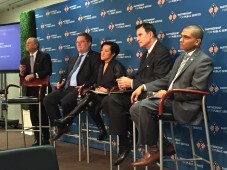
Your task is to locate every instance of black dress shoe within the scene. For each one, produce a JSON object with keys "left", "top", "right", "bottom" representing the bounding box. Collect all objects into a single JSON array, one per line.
[
  {"left": 54, "top": 116, "right": 74, "bottom": 127},
  {"left": 49, "top": 126, "right": 69, "bottom": 144},
  {"left": 113, "top": 149, "right": 130, "bottom": 166}
]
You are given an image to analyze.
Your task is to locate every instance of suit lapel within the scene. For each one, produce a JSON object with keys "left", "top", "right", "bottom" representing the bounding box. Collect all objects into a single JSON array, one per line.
[{"left": 171, "top": 49, "right": 199, "bottom": 81}]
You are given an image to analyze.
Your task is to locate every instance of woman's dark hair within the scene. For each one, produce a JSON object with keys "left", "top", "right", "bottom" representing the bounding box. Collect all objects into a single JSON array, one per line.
[{"left": 101, "top": 41, "right": 120, "bottom": 58}]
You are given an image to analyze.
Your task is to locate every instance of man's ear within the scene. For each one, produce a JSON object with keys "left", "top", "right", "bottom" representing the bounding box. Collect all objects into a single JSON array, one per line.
[{"left": 195, "top": 39, "right": 201, "bottom": 46}]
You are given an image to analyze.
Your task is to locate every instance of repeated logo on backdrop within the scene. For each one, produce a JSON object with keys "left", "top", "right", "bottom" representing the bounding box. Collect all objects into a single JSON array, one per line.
[{"left": 35, "top": 0, "right": 227, "bottom": 169}]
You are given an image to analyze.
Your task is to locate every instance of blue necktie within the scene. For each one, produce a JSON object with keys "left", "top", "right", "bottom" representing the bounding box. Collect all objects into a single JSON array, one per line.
[{"left": 64, "top": 55, "right": 83, "bottom": 89}]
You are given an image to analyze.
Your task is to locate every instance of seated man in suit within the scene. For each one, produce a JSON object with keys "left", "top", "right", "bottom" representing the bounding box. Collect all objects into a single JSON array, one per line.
[
  {"left": 102, "top": 23, "right": 173, "bottom": 166},
  {"left": 130, "top": 25, "right": 213, "bottom": 167},
  {"left": 19, "top": 37, "right": 52, "bottom": 145},
  {"left": 43, "top": 33, "right": 101, "bottom": 141}
]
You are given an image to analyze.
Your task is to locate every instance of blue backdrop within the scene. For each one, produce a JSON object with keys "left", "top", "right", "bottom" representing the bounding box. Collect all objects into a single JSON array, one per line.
[{"left": 35, "top": 0, "right": 227, "bottom": 169}]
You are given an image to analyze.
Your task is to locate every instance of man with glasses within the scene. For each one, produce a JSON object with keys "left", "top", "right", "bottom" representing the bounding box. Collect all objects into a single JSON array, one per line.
[{"left": 43, "top": 33, "right": 100, "bottom": 141}]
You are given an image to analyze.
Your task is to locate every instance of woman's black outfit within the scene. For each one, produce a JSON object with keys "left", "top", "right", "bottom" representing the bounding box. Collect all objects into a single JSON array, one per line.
[{"left": 51, "top": 58, "right": 126, "bottom": 141}]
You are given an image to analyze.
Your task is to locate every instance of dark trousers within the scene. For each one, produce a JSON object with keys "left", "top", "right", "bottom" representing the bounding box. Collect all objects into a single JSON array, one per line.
[
  {"left": 43, "top": 86, "right": 79, "bottom": 127},
  {"left": 130, "top": 98, "right": 172, "bottom": 146},
  {"left": 27, "top": 86, "right": 50, "bottom": 140},
  {"left": 102, "top": 93, "right": 133, "bottom": 136}
]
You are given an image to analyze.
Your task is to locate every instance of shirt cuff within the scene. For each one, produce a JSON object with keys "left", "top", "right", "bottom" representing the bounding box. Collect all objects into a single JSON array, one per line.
[
  {"left": 35, "top": 73, "right": 39, "bottom": 79},
  {"left": 143, "top": 84, "right": 147, "bottom": 91}
]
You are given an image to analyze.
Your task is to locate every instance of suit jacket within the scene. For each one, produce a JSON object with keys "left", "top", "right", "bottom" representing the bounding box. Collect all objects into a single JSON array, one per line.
[
  {"left": 145, "top": 48, "right": 213, "bottom": 124},
  {"left": 96, "top": 58, "right": 126, "bottom": 89},
  {"left": 61, "top": 49, "right": 100, "bottom": 88},
  {"left": 132, "top": 41, "right": 172, "bottom": 90},
  {"left": 20, "top": 51, "right": 52, "bottom": 97}
]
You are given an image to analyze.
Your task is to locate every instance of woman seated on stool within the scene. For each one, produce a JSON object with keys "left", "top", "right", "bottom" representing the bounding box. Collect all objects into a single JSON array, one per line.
[{"left": 50, "top": 41, "right": 126, "bottom": 143}]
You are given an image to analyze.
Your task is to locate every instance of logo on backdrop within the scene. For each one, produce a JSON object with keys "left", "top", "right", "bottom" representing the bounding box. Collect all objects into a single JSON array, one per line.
[
  {"left": 169, "top": 11, "right": 177, "bottom": 23},
  {"left": 209, "top": 3, "right": 218, "bottom": 16},
  {"left": 64, "top": 31, "right": 69, "bottom": 38},
  {"left": 58, "top": 19, "right": 63, "bottom": 27},
  {"left": 58, "top": 44, "right": 63, "bottom": 51},
  {"left": 78, "top": 15, "right": 83, "bottom": 22},
  {"left": 213, "top": 162, "right": 221, "bottom": 170},
  {"left": 136, "top": 18, "right": 143, "bottom": 25},
  {"left": 41, "top": 47, "right": 46, "bottom": 52},
  {"left": 108, "top": 22, "right": 115, "bottom": 31},
  {"left": 157, "top": 31, "right": 165, "bottom": 40},
  {"left": 46, "top": 10, "right": 50, "bottom": 16},
  {"left": 209, "top": 83, "right": 219, "bottom": 93},
  {"left": 46, "top": 34, "right": 51, "bottom": 41},
  {"left": 210, "top": 123, "right": 220, "bottom": 134},
  {"left": 126, "top": 35, "right": 133, "bottom": 44},
  {"left": 85, "top": 0, "right": 91, "bottom": 7},
  {"left": 100, "top": 9, "right": 106, "bottom": 17},
  {"left": 40, "top": 23, "right": 45, "bottom": 29},
  {"left": 126, "top": 4, "right": 133, "bottom": 13},
  {"left": 136, "top": 50, "right": 143, "bottom": 58},
  {"left": 209, "top": 43, "right": 219, "bottom": 55},
  {"left": 64, "top": 56, "right": 70, "bottom": 63},
  {"left": 157, "top": 0, "right": 165, "bottom": 7},
  {"left": 85, "top": 26, "right": 90, "bottom": 33},
  {"left": 169, "top": 47, "right": 177, "bottom": 56},
  {"left": 64, "top": 5, "right": 69, "bottom": 12},
  {"left": 196, "top": 139, "right": 206, "bottom": 151},
  {"left": 100, "top": 39, "right": 105, "bottom": 45}
]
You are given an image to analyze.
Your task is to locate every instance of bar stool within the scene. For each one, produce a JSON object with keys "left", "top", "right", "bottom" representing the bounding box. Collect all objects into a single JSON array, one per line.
[
  {"left": 85, "top": 111, "right": 120, "bottom": 170},
  {"left": 158, "top": 89, "right": 213, "bottom": 170},
  {"left": 3, "top": 76, "right": 49, "bottom": 148}
]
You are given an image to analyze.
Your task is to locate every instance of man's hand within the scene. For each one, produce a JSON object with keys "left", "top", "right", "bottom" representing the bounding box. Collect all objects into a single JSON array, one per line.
[
  {"left": 154, "top": 90, "right": 167, "bottom": 98},
  {"left": 131, "top": 85, "right": 144, "bottom": 103},
  {"left": 56, "top": 81, "right": 64, "bottom": 89},
  {"left": 116, "top": 76, "right": 132, "bottom": 89},
  {"left": 95, "top": 86, "right": 108, "bottom": 93},
  {"left": 76, "top": 84, "right": 85, "bottom": 95},
  {"left": 19, "top": 64, "right": 26, "bottom": 76},
  {"left": 25, "top": 74, "right": 35, "bottom": 81}
]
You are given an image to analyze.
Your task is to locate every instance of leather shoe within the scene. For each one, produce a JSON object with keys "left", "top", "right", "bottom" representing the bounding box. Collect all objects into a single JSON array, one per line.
[
  {"left": 132, "top": 143, "right": 175, "bottom": 167},
  {"left": 113, "top": 149, "right": 130, "bottom": 166},
  {"left": 49, "top": 126, "right": 69, "bottom": 144}
]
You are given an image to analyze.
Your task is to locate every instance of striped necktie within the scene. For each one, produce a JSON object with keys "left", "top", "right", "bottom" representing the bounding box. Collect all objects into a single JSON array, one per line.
[{"left": 30, "top": 54, "right": 35, "bottom": 73}]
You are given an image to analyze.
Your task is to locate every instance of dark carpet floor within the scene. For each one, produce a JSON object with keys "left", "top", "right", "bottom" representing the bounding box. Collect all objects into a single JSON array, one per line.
[{"left": 0, "top": 128, "right": 172, "bottom": 170}]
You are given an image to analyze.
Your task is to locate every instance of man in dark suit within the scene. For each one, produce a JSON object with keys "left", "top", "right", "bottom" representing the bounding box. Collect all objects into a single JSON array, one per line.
[
  {"left": 43, "top": 33, "right": 100, "bottom": 140},
  {"left": 102, "top": 23, "right": 173, "bottom": 166},
  {"left": 130, "top": 25, "right": 213, "bottom": 167},
  {"left": 19, "top": 37, "right": 52, "bottom": 145}
]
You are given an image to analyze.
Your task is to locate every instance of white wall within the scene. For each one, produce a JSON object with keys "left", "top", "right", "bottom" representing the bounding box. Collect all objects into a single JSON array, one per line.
[
  {"left": 0, "top": 0, "right": 67, "bottom": 24},
  {"left": 0, "top": 0, "right": 66, "bottom": 121}
]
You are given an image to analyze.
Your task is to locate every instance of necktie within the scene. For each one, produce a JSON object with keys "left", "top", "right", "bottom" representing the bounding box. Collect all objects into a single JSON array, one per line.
[
  {"left": 146, "top": 52, "right": 150, "bottom": 58},
  {"left": 168, "top": 54, "right": 190, "bottom": 90},
  {"left": 30, "top": 54, "right": 35, "bottom": 73},
  {"left": 64, "top": 55, "right": 83, "bottom": 89}
]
